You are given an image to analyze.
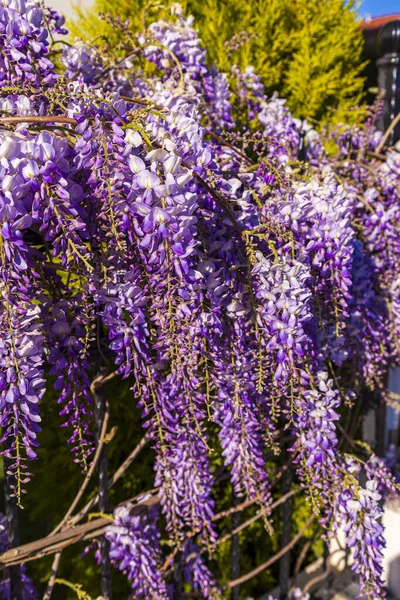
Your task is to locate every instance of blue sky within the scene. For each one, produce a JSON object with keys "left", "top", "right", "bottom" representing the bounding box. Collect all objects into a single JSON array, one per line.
[
  {"left": 49, "top": 0, "right": 400, "bottom": 20},
  {"left": 358, "top": 0, "right": 400, "bottom": 18}
]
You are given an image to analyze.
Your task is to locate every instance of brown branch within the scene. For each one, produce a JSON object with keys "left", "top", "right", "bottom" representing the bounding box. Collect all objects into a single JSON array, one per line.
[
  {"left": 302, "top": 565, "right": 330, "bottom": 594},
  {"left": 0, "top": 116, "right": 76, "bottom": 125},
  {"left": 68, "top": 435, "right": 149, "bottom": 528},
  {"left": 216, "top": 489, "right": 300, "bottom": 547},
  {"left": 206, "top": 130, "right": 252, "bottom": 165},
  {"left": 225, "top": 514, "right": 316, "bottom": 589},
  {"left": 212, "top": 458, "right": 294, "bottom": 524},
  {"left": 42, "top": 552, "right": 62, "bottom": 600},
  {"left": 289, "top": 527, "right": 321, "bottom": 597},
  {"left": 376, "top": 112, "right": 400, "bottom": 154},
  {"left": 0, "top": 494, "right": 160, "bottom": 569},
  {"left": 2, "top": 464, "right": 301, "bottom": 573},
  {"left": 108, "top": 435, "right": 148, "bottom": 489},
  {"left": 367, "top": 151, "right": 387, "bottom": 162},
  {"left": 49, "top": 402, "right": 110, "bottom": 536},
  {"left": 89, "top": 369, "right": 119, "bottom": 394},
  {"left": 121, "top": 95, "right": 164, "bottom": 111},
  {"left": 93, "top": 50, "right": 141, "bottom": 84}
]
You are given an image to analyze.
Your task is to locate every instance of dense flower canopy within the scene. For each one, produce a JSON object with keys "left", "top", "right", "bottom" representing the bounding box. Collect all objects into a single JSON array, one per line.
[{"left": 0, "top": 2, "right": 399, "bottom": 599}]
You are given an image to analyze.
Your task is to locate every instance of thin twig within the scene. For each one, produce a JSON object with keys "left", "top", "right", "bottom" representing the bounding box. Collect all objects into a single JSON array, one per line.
[
  {"left": 90, "top": 369, "right": 119, "bottom": 394},
  {"left": 68, "top": 435, "right": 149, "bottom": 527},
  {"left": 49, "top": 403, "right": 110, "bottom": 536},
  {"left": 108, "top": 435, "right": 148, "bottom": 489},
  {"left": 206, "top": 130, "right": 252, "bottom": 164},
  {"left": 121, "top": 95, "right": 164, "bottom": 111},
  {"left": 216, "top": 489, "right": 300, "bottom": 547},
  {"left": 289, "top": 527, "right": 320, "bottom": 597},
  {"left": 42, "top": 552, "right": 62, "bottom": 600},
  {"left": 93, "top": 51, "right": 141, "bottom": 84},
  {"left": 302, "top": 565, "right": 330, "bottom": 594},
  {"left": 225, "top": 514, "right": 316, "bottom": 589},
  {"left": 367, "top": 151, "right": 387, "bottom": 161},
  {"left": 161, "top": 460, "right": 295, "bottom": 572},
  {"left": 376, "top": 112, "right": 400, "bottom": 153},
  {"left": 212, "top": 458, "right": 293, "bottom": 524}
]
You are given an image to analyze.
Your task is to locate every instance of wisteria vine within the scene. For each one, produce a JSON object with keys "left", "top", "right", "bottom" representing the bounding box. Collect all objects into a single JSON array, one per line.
[{"left": 0, "top": 2, "right": 399, "bottom": 599}]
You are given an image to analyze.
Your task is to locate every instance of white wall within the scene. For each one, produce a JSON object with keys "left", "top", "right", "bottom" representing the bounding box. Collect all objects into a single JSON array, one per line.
[{"left": 46, "top": 0, "right": 89, "bottom": 19}]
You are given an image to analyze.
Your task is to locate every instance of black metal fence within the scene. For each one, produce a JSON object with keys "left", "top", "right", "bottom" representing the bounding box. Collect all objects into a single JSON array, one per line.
[{"left": 365, "top": 19, "right": 400, "bottom": 144}]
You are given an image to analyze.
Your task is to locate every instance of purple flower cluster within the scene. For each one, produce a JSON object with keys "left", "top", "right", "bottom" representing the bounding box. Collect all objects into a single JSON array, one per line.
[
  {"left": 258, "top": 94, "right": 301, "bottom": 163},
  {"left": 105, "top": 503, "right": 167, "bottom": 599},
  {"left": 47, "top": 298, "right": 94, "bottom": 468},
  {"left": 232, "top": 64, "right": 266, "bottom": 120},
  {"left": 0, "top": 222, "right": 45, "bottom": 501},
  {"left": 253, "top": 252, "right": 312, "bottom": 386},
  {"left": 333, "top": 478, "right": 386, "bottom": 600},
  {"left": 142, "top": 11, "right": 233, "bottom": 129},
  {"left": 0, "top": 3, "right": 399, "bottom": 597},
  {"left": 295, "top": 372, "right": 340, "bottom": 486},
  {"left": 61, "top": 41, "right": 104, "bottom": 84},
  {"left": 0, "top": 0, "right": 62, "bottom": 86},
  {"left": 183, "top": 542, "right": 222, "bottom": 599}
]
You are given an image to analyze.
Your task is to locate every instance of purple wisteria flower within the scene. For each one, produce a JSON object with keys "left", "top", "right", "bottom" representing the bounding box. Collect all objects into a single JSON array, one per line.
[
  {"left": 0, "top": 2, "right": 399, "bottom": 597},
  {"left": 105, "top": 503, "right": 168, "bottom": 599}
]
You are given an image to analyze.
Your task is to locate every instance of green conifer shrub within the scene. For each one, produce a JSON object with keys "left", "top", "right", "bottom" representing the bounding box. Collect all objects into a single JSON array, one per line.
[{"left": 69, "top": 0, "right": 366, "bottom": 123}]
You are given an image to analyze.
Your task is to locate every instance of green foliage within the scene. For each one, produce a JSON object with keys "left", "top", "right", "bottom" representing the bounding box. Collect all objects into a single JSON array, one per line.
[
  {"left": 54, "top": 579, "right": 92, "bottom": 600},
  {"left": 69, "top": 0, "right": 367, "bottom": 124},
  {"left": 68, "top": 0, "right": 174, "bottom": 48}
]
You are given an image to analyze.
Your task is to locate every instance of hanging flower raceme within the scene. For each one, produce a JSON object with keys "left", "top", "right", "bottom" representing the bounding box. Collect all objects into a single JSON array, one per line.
[
  {"left": 333, "top": 477, "right": 386, "bottom": 600},
  {"left": 46, "top": 296, "right": 95, "bottom": 468},
  {"left": 105, "top": 502, "right": 168, "bottom": 600},
  {"left": 182, "top": 541, "right": 222, "bottom": 599},
  {"left": 0, "top": 220, "right": 45, "bottom": 503}
]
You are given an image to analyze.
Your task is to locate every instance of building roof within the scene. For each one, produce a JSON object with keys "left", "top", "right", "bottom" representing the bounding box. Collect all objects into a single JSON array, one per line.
[{"left": 360, "top": 14, "right": 400, "bottom": 31}]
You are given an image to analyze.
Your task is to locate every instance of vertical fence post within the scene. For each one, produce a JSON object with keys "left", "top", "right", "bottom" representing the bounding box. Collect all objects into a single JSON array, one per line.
[
  {"left": 94, "top": 371, "right": 112, "bottom": 600},
  {"left": 361, "top": 22, "right": 400, "bottom": 458},
  {"left": 376, "top": 20, "right": 400, "bottom": 144},
  {"left": 279, "top": 462, "right": 292, "bottom": 600},
  {"left": 173, "top": 551, "right": 183, "bottom": 600},
  {"left": 231, "top": 490, "right": 240, "bottom": 600},
  {"left": 3, "top": 449, "right": 22, "bottom": 600}
]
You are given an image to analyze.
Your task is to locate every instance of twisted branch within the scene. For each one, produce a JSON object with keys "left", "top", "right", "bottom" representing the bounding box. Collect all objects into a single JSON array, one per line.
[{"left": 0, "top": 494, "right": 160, "bottom": 569}]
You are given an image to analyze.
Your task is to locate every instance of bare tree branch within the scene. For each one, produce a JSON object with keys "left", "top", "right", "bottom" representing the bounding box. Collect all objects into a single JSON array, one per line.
[
  {"left": 0, "top": 116, "right": 76, "bottom": 125},
  {"left": 50, "top": 402, "right": 110, "bottom": 536},
  {"left": 0, "top": 494, "right": 160, "bottom": 569},
  {"left": 216, "top": 489, "right": 300, "bottom": 547},
  {"left": 68, "top": 435, "right": 149, "bottom": 528},
  {"left": 42, "top": 552, "right": 62, "bottom": 600},
  {"left": 226, "top": 514, "right": 316, "bottom": 589},
  {"left": 376, "top": 112, "right": 400, "bottom": 153}
]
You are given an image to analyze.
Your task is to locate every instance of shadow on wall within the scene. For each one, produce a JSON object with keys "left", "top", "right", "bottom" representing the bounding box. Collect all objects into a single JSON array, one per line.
[{"left": 388, "top": 555, "right": 400, "bottom": 599}]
